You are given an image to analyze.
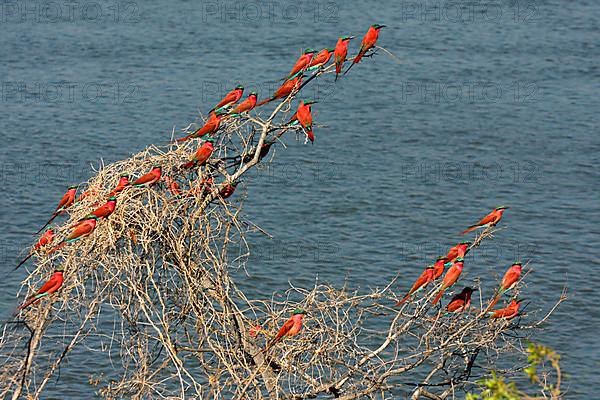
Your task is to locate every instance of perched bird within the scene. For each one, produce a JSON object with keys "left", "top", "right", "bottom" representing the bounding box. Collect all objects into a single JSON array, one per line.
[
  {"left": 488, "top": 263, "right": 523, "bottom": 309},
  {"left": 164, "top": 176, "right": 182, "bottom": 196},
  {"left": 229, "top": 92, "right": 258, "bottom": 115},
  {"left": 131, "top": 166, "right": 162, "bottom": 187},
  {"left": 176, "top": 111, "right": 226, "bottom": 143},
  {"left": 489, "top": 299, "right": 523, "bottom": 319},
  {"left": 432, "top": 256, "right": 449, "bottom": 280},
  {"left": 181, "top": 138, "right": 215, "bottom": 169},
  {"left": 18, "top": 266, "right": 65, "bottom": 311},
  {"left": 211, "top": 85, "right": 244, "bottom": 112},
  {"left": 49, "top": 215, "right": 98, "bottom": 253},
  {"left": 257, "top": 74, "right": 303, "bottom": 107},
  {"left": 395, "top": 266, "right": 435, "bottom": 306},
  {"left": 462, "top": 206, "right": 508, "bottom": 235},
  {"left": 307, "top": 47, "right": 335, "bottom": 71},
  {"left": 286, "top": 49, "right": 316, "bottom": 79},
  {"left": 262, "top": 308, "right": 307, "bottom": 353},
  {"left": 14, "top": 229, "right": 55, "bottom": 270},
  {"left": 432, "top": 257, "right": 465, "bottom": 305},
  {"left": 219, "top": 181, "right": 240, "bottom": 199},
  {"left": 446, "top": 287, "right": 477, "bottom": 313},
  {"left": 295, "top": 100, "right": 317, "bottom": 142},
  {"left": 88, "top": 196, "right": 117, "bottom": 219},
  {"left": 334, "top": 36, "right": 354, "bottom": 81},
  {"left": 108, "top": 173, "right": 130, "bottom": 197},
  {"left": 345, "top": 24, "right": 386, "bottom": 74},
  {"left": 444, "top": 241, "right": 470, "bottom": 263},
  {"left": 36, "top": 185, "right": 78, "bottom": 233}
]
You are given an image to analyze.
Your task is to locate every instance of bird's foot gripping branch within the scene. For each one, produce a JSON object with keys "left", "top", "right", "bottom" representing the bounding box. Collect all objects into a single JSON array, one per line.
[{"left": 1, "top": 24, "right": 564, "bottom": 399}]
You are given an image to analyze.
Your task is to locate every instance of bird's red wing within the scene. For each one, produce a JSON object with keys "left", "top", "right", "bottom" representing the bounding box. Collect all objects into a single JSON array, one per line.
[
  {"left": 36, "top": 274, "right": 60, "bottom": 295},
  {"left": 501, "top": 270, "right": 521, "bottom": 289},
  {"left": 215, "top": 91, "right": 236, "bottom": 109},
  {"left": 134, "top": 172, "right": 156, "bottom": 186},
  {"left": 275, "top": 318, "right": 295, "bottom": 341},
  {"left": 446, "top": 298, "right": 464, "bottom": 312},
  {"left": 476, "top": 212, "right": 496, "bottom": 226},
  {"left": 194, "top": 148, "right": 213, "bottom": 165},
  {"left": 68, "top": 221, "right": 95, "bottom": 240},
  {"left": 55, "top": 192, "right": 71, "bottom": 211}
]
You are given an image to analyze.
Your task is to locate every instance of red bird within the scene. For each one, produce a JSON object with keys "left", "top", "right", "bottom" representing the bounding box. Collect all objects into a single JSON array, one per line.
[
  {"left": 395, "top": 266, "right": 435, "bottom": 306},
  {"left": 345, "top": 24, "right": 386, "bottom": 74},
  {"left": 333, "top": 36, "right": 354, "bottom": 81},
  {"left": 36, "top": 185, "right": 78, "bottom": 233},
  {"left": 432, "top": 257, "right": 465, "bottom": 305},
  {"left": 262, "top": 308, "right": 307, "bottom": 353},
  {"left": 286, "top": 49, "right": 316, "bottom": 79},
  {"left": 229, "top": 92, "right": 258, "bottom": 115},
  {"left": 14, "top": 229, "right": 55, "bottom": 270},
  {"left": 432, "top": 256, "right": 448, "bottom": 280},
  {"left": 488, "top": 263, "right": 523, "bottom": 309},
  {"left": 219, "top": 181, "right": 240, "bottom": 199},
  {"left": 462, "top": 206, "right": 508, "bottom": 234},
  {"left": 108, "top": 173, "right": 130, "bottom": 197},
  {"left": 132, "top": 166, "right": 162, "bottom": 187},
  {"left": 176, "top": 111, "right": 225, "bottom": 143},
  {"left": 18, "top": 266, "right": 65, "bottom": 311},
  {"left": 307, "top": 47, "right": 334, "bottom": 71},
  {"left": 257, "top": 75, "right": 303, "bottom": 107},
  {"left": 164, "top": 176, "right": 182, "bottom": 196},
  {"left": 211, "top": 85, "right": 244, "bottom": 112},
  {"left": 444, "top": 241, "right": 470, "bottom": 263},
  {"left": 49, "top": 215, "right": 98, "bottom": 254},
  {"left": 181, "top": 138, "right": 215, "bottom": 169},
  {"left": 89, "top": 196, "right": 117, "bottom": 219},
  {"left": 446, "top": 287, "right": 477, "bottom": 313},
  {"left": 295, "top": 100, "right": 317, "bottom": 142},
  {"left": 489, "top": 299, "right": 523, "bottom": 319}
]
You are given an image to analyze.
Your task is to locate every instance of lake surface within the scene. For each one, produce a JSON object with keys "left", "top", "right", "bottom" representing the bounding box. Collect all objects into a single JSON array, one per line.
[{"left": 1, "top": 0, "right": 598, "bottom": 397}]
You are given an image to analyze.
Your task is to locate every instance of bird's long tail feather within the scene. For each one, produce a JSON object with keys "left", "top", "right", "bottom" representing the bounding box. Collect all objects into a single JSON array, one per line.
[
  {"left": 36, "top": 213, "right": 58, "bottom": 234},
  {"left": 14, "top": 252, "right": 33, "bottom": 271},
  {"left": 432, "top": 288, "right": 445, "bottom": 305},
  {"left": 18, "top": 293, "right": 46, "bottom": 311},
  {"left": 461, "top": 225, "right": 479, "bottom": 235}
]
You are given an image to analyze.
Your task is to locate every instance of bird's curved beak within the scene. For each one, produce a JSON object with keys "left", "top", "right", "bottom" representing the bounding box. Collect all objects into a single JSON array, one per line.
[{"left": 379, "top": 25, "right": 387, "bottom": 28}]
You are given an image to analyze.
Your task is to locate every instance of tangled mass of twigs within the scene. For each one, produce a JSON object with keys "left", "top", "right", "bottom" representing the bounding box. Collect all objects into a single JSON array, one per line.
[{"left": 1, "top": 27, "right": 564, "bottom": 399}]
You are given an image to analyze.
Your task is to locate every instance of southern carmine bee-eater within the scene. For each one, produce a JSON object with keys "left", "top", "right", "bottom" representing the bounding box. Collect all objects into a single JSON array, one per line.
[
  {"left": 307, "top": 48, "right": 335, "bottom": 72},
  {"left": 229, "top": 92, "right": 258, "bottom": 116},
  {"left": 108, "top": 173, "right": 130, "bottom": 197},
  {"left": 334, "top": 36, "right": 354, "bottom": 81},
  {"left": 36, "top": 185, "right": 78, "bottom": 234},
  {"left": 176, "top": 110, "right": 226, "bottom": 143},
  {"left": 49, "top": 215, "right": 98, "bottom": 254},
  {"left": 432, "top": 257, "right": 465, "bottom": 305},
  {"left": 262, "top": 308, "right": 307, "bottom": 353},
  {"left": 432, "top": 256, "right": 449, "bottom": 280},
  {"left": 446, "top": 287, "right": 477, "bottom": 313},
  {"left": 286, "top": 49, "right": 316, "bottom": 80},
  {"left": 131, "top": 166, "right": 162, "bottom": 187},
  {"left": 444, "top": 241, "right": 470, "bottom": 263},
  {"left": 257, "top": 74, "right": 304, "bottom": 107},
  {"left": 181, "top": 138, "right": 215, "bottom": 169},
  {"left": 17, "top": 266, "right": 65, "bottom": 311},
  {"left": 88, "top": 196, "right": 117, "bottom": 219},
  {"left": 211, "top": 85, "right": 244, "bottom": 112},
  {"left": 488, "top": 262, "right": 523, "bottom": 309},
  {"left": 219, "top": 181, "right": 240, "bottom": 199},
  {"left": 462, "top": 206, "right": 508, "bottom": 235},
  {"left": 345, "top": 24, "right": 386, "bottom": 75},
  {"left": 289, "top": 100, "right": 317, "bottom": 142},
  {"left": 489, "top": 299, "right": 523, "bottom": 319},
  {"left": 395, "top": 266, "right": 435, "bottom": 306},
  {"left": 14, "top": 228, "right": 55, "bottom": 270}
]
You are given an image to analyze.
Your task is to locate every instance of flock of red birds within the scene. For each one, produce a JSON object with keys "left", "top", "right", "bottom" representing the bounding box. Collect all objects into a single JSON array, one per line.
[
  {"left": 13, "top": 24, "right": 524, "bottom": 357},
  {"left": 13, "top": 24, "right": 387, "bottom": 314}
]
